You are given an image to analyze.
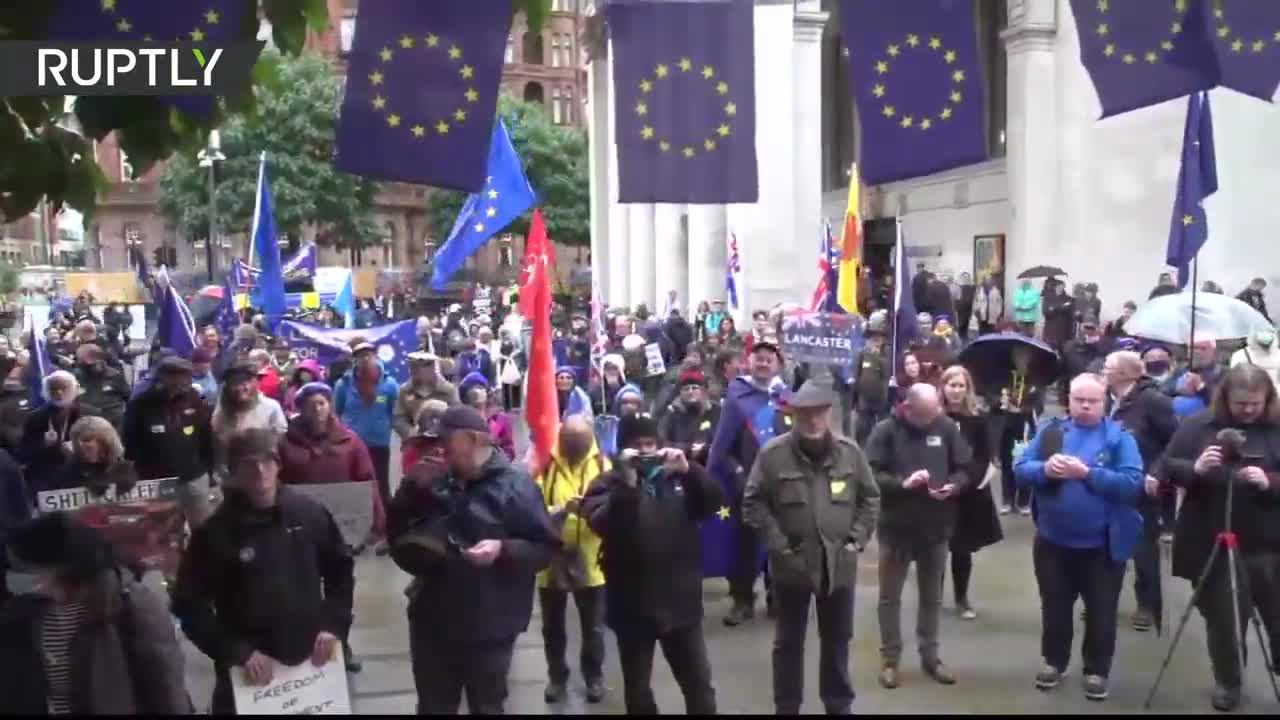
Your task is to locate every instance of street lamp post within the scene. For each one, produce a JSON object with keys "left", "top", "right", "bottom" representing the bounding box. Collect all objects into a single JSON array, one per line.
[{"left": 197, "top": 130, "right": 226, "bottom": 281}]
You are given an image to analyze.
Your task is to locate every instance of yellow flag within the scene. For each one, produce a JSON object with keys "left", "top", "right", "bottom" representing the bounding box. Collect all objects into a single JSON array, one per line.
[{"left": 836, "top": 164, "right": 862, "bottom": 314}]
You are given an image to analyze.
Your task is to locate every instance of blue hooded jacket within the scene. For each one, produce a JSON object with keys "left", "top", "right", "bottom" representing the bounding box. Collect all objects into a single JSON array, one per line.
[
  {"left": 707, "top": 375, "right": 791, "bottom": 494},
  {"left": 334, "top": 363, "right": 399, "bottom": 448},
  {"left": 1014, "top": 416, "right": 1143, "bottom": 563}
]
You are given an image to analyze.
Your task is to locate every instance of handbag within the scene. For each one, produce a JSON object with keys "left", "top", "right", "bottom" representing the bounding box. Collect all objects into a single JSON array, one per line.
[{"left": 499, "top": 356, "right": 522, "bottom": 386}]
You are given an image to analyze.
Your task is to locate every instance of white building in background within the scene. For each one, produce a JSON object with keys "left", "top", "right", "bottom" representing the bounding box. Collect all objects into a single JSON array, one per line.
[{"left": 588, "top": 0, "right": 1280, "bottom": 322}]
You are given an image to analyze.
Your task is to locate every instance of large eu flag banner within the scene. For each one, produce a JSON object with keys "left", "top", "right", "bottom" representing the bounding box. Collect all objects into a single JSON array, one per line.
[
  {"left": 1070, "top": 0, "right": 1218, "bottom": 117},
  {"left": 610, "top": 0, "right": 758, "bottom": 204},
  {"left": 1201, "top": 0, "right": 1280, "bottom": 102},
  {"left": 334, "top": 0, "right": 513, "bottom": 192},
  {"left": 840, "top": 0, "right": 988, "bottom": 185},
  {"left": 1165, "top": 92, "right": 1217, "bottom": 287}
]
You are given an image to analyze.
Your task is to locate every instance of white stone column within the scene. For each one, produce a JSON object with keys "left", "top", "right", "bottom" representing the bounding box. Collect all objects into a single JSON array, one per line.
[
  {"left": 1002, "top": 0, "right": 1058, "bottom": 300},
  {"left": 587, "top": 52, "right": 610, "bottom": 301},
  {"left": 653, "top": 204, "right": 687, "bottom": 315},
  {"left": 604, "top": 40, "right": 631, "bottom": 308},
  {"left": 687, "top": 205, "right": 727, "bottom": 310},
  {"left": 628, "top": 204, "right": 656, "bottom": 312},
  {"left": 791, "top": 4, "right": 828, "bottom": 311}
]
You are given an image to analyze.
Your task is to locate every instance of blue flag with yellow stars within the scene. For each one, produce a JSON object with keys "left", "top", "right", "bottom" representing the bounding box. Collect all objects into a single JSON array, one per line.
[
  {"left": 278, "top": 320, "right": 419, "bottom": 384},
  {"left": 1200, "top": 0, "right": 1280, "bottom": 102},
  {"left": 1069, "top": 0, "right": 1218, "bottom": 117},
  {"left": 609, "top": 0, "right": 758, "bottom": 204},
  {"left": 334, "top": 0, "right": 513, "bottom": 192},
  {"left": 430, "top": 119, "right": 536, "bottom": 290},
  {"left": 1166, "top": 92, "right": 1217, "bottom": 288},
  {"left": 44, "top": 0, "right": 247, "bottom": 117},
  {"left": 840, "top": 0, "right": 988, "bottom": 185}
]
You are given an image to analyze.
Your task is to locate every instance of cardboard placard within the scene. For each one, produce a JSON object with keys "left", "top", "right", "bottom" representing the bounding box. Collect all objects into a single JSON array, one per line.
[{"left": 232, "top": 648, "right": 351, "bottom": 715}]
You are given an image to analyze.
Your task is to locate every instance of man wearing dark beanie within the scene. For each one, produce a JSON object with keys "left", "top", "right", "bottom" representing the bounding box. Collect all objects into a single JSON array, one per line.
[
  {"left": 658, "top": 369, "right": 721, "bottom": 466},
  {"left": 581, "top": 412, "right": 722, "bottom": 714}
]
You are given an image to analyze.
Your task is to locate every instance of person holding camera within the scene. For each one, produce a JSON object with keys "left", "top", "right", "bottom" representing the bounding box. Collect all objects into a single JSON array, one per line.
[
  {"left": 579, "top": 412, "right": 722, "bottom": 714},
  {"left": 742, "top": 379, "right": 881, "bottom": 714},
  {"left": 1158, "top": 364, "right": 1280, "bottom": 711},
  {"left": 865, "top": 382, "right": 972, "bottom": 689},
  {"left": 381, "top": 405, "right": 558, "bottom": 714},
  {"left": 1015, "top": 373, "right": 1143, "bottom": 702}
]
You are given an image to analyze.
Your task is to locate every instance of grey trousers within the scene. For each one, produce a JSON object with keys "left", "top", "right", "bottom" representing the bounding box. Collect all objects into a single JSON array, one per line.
[{"left": 878, "top": 534, "right": 948, "bottom": 667}]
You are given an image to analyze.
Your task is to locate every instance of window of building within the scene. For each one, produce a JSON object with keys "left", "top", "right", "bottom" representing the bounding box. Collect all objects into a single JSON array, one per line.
[
  {"left": 979, "top": 0, "right": 1009, "bottom": 158},
  {"left": 499, "top": 240, "right": 514, "bottom": 268},
  {"left": 382, "top": 222, "right": 396, "bottom": 268},
  {"left": 551, "top": 88, "right": 562, "bottom": 123},
  {"left": 550, "top": 34, "right": 561, "bottom": 67},
  {"left": 524, "top": 81, "right": 545, "bottom": 105},
  {"left": 563, "top": 86, "right": 574, "bottom": 124},
  {"left": 505, "top": 34, "right": 514, "bottom": 64},
  {"left": 522, "top": 31, "right": 544, "bottom": 65},
  {"left": 119, "top": 150, "right": 135, "bottom": 183},
  {"left": 339, "top": 16, "right": 355, "bottom": 55},
  {"left": 423, "top": 241, "right": 436, "bottom": 263}
]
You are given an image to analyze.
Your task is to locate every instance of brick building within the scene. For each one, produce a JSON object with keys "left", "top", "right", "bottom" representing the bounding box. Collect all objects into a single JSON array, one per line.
[{"left": 87, "top": 0, "right": 589, "bottom": 289}]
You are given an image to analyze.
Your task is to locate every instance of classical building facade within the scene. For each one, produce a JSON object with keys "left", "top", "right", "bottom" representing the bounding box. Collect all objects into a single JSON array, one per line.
[
  {"left": 89, "top": 0, "right": 589, "bottom": 287},
  {"left": 590, "top": 0, "right": 1280, "bottom": 322}
]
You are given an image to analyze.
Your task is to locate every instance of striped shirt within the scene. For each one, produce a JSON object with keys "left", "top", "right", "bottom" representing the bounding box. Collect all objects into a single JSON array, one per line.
[{"left": 42, "top": 600, "right": 89, "bottom": 715}]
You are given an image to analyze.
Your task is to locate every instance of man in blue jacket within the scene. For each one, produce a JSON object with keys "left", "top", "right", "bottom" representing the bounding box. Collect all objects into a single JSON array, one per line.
[
  {"left": 1015, "top": 372, "right": 1142, "bottom": 704},
  {"left": 706, "top": 340, "right": 790, "bottom": 626}
]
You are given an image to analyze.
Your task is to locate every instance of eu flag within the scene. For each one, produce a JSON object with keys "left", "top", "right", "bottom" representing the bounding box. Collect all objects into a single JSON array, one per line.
[
  {"left": 430, "top": 119, "right": 536, "bottom": 290},
  {"left": 1166, "top": 92, "right": 1217, "bottom": 288},
  {"left": 840, "top": 0, "right": 989, "bottom": 185},
  {"left": 610, "top": 0, "right": 758, "bottom": 204},
  {"left": 891, "top": 218, "right": 918, "bottom": 380},
  {"left": 334, "top": 0, "right": 513, "bottom": 192},
  {"left": 44, "top": 0, "right": 248, "bottom": 117},
  {"left": 1069, "top": 0, "right": 1218, "bottom": 117},
  {"left": 1202, "top": 0, "right": 1280, "bottom": 102},
  {"left": 154, "top": 269, "right": 198, "bottom": 358},
  {"left": 26, "top": 321, "right": 53, "bottom": 409},
  {"left": 251, "top": 153, "right": 287, "bottom": 329}
]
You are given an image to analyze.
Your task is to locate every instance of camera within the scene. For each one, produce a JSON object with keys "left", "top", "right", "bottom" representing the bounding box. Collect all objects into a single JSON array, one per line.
[
  {"left": 1216, "top": 428, "right": 1248, "bottom": 464},
  {"left": 629, "top": 452, "right": 664, "bottom": 476}
]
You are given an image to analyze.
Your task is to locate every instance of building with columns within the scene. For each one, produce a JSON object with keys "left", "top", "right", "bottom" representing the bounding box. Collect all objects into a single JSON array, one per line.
[{"left": 589, "top": 0, "right": 1280, "bottom": 322}]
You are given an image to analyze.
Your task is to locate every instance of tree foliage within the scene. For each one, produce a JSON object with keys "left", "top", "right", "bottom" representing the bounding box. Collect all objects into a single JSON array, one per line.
[
  {"left": 0, "top": 0, "right": 554, "bottom": 223},
  {"left": 157, "top": 50, "right": 381, "bottom": 249},
  {"left": 426, "top": 94, "right": 590, "bottom": 248}
]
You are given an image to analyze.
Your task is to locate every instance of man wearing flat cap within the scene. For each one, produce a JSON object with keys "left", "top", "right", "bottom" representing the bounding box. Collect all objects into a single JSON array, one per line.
[
  {"left": 72, "top": 342, "right": 130, "bottom": 431},
  {"left": 743, "top": 379, "right": 880, "bottom": 714},
  {"left": 386, "top": 405, "right": 558, "bottom": 714},
  {"left": 393, "top": 352, "right": 460, "bottom": 445}
]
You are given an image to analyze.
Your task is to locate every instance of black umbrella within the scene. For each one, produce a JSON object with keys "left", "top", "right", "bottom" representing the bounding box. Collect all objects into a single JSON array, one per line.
[
  {"left": 958, "top": 332, "right": 1062, "bottom": 393},
  {"left": 1017, "top": 265, "right": 1067, "bottom": 280}
]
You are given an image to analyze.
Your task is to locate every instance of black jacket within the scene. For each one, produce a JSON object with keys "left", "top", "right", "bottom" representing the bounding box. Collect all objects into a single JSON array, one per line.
[
  {"left": 75, "top": 365, "right": 131, "bottom": 430},
  {"left": 0, "top": 384, "right": 32, "bottom": 455},
  {"left": 583, "top": 462, "right": 723, "bottom": 634},
  {"left": 851, "top": 345, "right": 892, "bottom": 413},
  {"left": 1063, "top": 337, "right": 1109, "bottom": 377},
  {"left": 386, "top": 451, "right": 557, "bottom": 646},
  {"left": 1108, "top": 377, "right": 1176, "bottom": 471},
  {"left": 947, "top": 412, "right": 1002, "bottom": 552},
  {"left": 666, "top": 316, "right": 694, "bottom": 363},
  {"left": 657, "top": 399, "right": 720, "bottom": 466},
  {"left": 1159, "top": 411, "right": 1280, "bottom": 580},
  {"left": 122, "top": 387, "right": 214, "bottom": 484},
  {"left": 18, "top": 401, "right": 100, "bottom": 484},
  {"left": 172, "top": 488, "right": 353, "bottom": 710},
  {"left": 1237, "top": 288, "right": 1271, "bottom": 322},
  {"left": 864, "top": 412, "right": 972, "bottom": 544}
]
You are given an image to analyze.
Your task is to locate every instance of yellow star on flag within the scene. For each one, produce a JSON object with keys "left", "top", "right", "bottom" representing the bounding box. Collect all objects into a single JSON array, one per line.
[
  {"left": 640, "top": 79, "right": 653, "bottom": 93},
  {"left": 887, "top": 43, "right": 900, "bottom": 56},
  {"left": 1213, "top": 5, "right": 1224, "bottom": 18},
  {"left": 882, "top": 105, "right": 896, "bottom": 117},
  {"left": 1123, "top": 53, "right": 1137, "bottom": 64},
  {"left": 900, "top": 115, "right": 914, "bottom": 128},
  {"left": 386, "top": 114, "right": 401, "bottom": 128},
  {"left": 465, "top": 88, "right": 479, "bottom": 103},
  {"left": 1253, "top": 40, "right": 1266, "bottom": 52},
  {"left": 454, "top": 109, "right": 467, "bottom": 122},
  {"left": 460, "top": 65, "right": 474, "bottom": 79},
  {"left": 191, "top": 28, "right": 205, "bottom": 42},
  {"left": 940, "top": 107, "right": 953, "bottom": 120},
  {"left": 952, "top": 69, "right": 966, "bottom": 82},
  {"left": 1231, "top": 38, "right": 1244, "bottom": 52},
  {"left": 487, "top": 207, "right": 497, "bottom": 218},
  {"left": 944, "top": 50, "right": 957, "bottom": 64},
  {"left": 717, "top": 124, "right": 730, "bottom": 137},
  {"left": 682, "top": 146, "right": 695, "bottom": 158},
  {"left": 950, "top": 90, "right": 962, "bottom": 103},
  {"left": 717, "top": 506, "right": 731, "bottom": 520},
  {"left": 906, "top": 34, "right": 920, "bottom": 47},
  {"left": 724, "top": 102, "right": 737, "bottom": 116},
  {"left": 369, "top": 70, "right": 384, "bottom": 85},
  {"left": 1161, "top": 41, "right": 1174, "bottom": 51},
  {"left": 474, "top": 223, "right": 485, "bottom": 233},
  {"left": 1104, "top": 43, "right": 1116, "bottom": 56},
  {"left": 1183, "top": 214, "right": 1194, "bottom": 226},
  {"left": 1096, "top": 23, "right": 1109, "bottom": 36},
  {"left": 635, "top": 102, "right": 648, "bottom": 116},
  {"left": 116, "top": 18, "right": 131, "bottom": 32},
  {"left": 929, "top": 36, "right": 942, "bottom": 50},
  {"left": 678, "top": 57, "right": 692, "bottom": 72},
  {"left": 920, "top": 118, "right": 933, "bottom": 130},
  {"left": 702, "top": 66, "right": 715, "bottom": 79},
  {"left": 205, "top": 9, "right": 220, "bottom": 24},
  {"left": 448, "top": 45, "right": 462, "bottom": 60},
  {"left": 436, "top": 121, "right": 450, "bottom": 135},
  {"left": 488, "top": 189, "right": 499, "bottom": 199},
  {"left": 659, "top": 141, "right": 671, "bottom": 152},
  {"left": 411, "top": 125, "right": 425, "bottom": 137},
  {"left": 101, "top": 0, "right": 116, "bottom": 10},
  {"left": 875, "top": 60, "right": 889, "bottom": 74},
  {"left": 1218, "top": 26, "right": 1230, "bottom": 38},
  {"left": 655, "top": 64, "right": 669, "bottom": 78},
  {"left": 641, "top": 125, "right": 655, "bottom": 139},
  {"left": 872, "top": 83, "right": 886, "bottom": 97},
  {"left": 1145, "top": 51, "right": 1159, "bottom": 63},
  {"left": 379, "top": 47, "right": 393, "bottom": 62},
  {"left": 716, "top": 81, "right": 729, "bottom": 95},
  {"left": 1274, "top": 29, "right": 1280, "bottom": 41},
  {"left": 1097, "top": 0, "right": 1108, "bottom": 10},
  {"left": 704, "top": 139, "right": 717, "bottom": 151},
  {"left": 400, "top": 35, "right": 414, "bottom": 49},
  {"left": 426, "top": 34, "right": 440, "bottom": 47},
  {"left": 1172, "top": 22, "right": 1183, "bottom": 34},
  {"left": 371, "top": 95, "right": 387, "bottom": 110}
]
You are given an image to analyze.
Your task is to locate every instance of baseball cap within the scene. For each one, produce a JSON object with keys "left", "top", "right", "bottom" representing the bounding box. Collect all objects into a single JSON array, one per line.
[{"left": 438, "top": 406, "right": 489, "bottom": 437}]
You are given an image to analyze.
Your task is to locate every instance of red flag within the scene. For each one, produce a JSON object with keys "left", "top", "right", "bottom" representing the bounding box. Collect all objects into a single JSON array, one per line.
[{"left": 520, "top": 210, "right": 559, "bottom": 469}]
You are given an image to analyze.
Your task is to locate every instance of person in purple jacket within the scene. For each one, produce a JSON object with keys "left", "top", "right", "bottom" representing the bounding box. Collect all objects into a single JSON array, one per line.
[
  {"left": 705, "top": 340, "right": 792, "bottom": 626},
  {"left": 460, "top": 372, "right": 516, "bottom": 460}
]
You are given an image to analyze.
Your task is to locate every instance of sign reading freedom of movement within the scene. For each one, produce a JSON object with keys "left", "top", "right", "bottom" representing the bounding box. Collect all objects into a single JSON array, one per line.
[
  {"left": 780, "top": 312, "right": 866, "bottom": 369},
  {"left": 292, "top": 482, "right": 375, "bottom": 549},
  {"left": 232, "top": 650, "right": 351, "bottom": 715},
  {"left": 36, "top": 478, "right": 183, "bottom": 577}
]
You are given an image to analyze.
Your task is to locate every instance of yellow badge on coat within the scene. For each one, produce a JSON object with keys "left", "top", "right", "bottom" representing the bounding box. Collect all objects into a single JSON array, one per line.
[
  {"left": 183, "top": 426, "right": 194, "bottom": 436},
  {"left": 830, "top": 480, "right": 847, "bottom": 496},
  {"left": 699, "top": 420, "right": 711, "bottom": 431},
  {"left": 784, "top": 415, "right": 793, "bottom": 426}
]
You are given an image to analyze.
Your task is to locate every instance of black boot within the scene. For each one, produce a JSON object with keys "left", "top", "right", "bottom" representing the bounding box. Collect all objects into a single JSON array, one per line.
[{"left": 343, "top": 642, "right": 362, "bottom": 674}]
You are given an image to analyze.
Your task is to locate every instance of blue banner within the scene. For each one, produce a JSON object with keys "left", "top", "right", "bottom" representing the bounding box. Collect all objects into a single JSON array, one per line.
[
  {"left": 231, "top": 243, "right": 317, "bottom": 289},
  {"left": 277, "top": 319, "right": 418, "bottom": 383},
  {"left": 780, "top": 311, "right": 865, "bottom": 369}
]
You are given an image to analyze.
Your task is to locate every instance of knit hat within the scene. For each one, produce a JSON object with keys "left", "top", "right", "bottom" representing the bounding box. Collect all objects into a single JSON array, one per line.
[
  {"left": 295, "top": 381, "right": 332, "bottom": 407},
  {"left": 617, "top": 413, "right": 660, "bottom": 450},
  {"left": 614, "top": 383, "right": 643, "bottom": 409},
  {"left": 678, "top": 369, "right": 707, "bottom": 388}
]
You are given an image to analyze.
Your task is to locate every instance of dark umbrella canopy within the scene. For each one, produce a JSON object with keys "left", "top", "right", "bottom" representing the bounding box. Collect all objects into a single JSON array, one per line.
[
  {"left": 958, "top": 332, "right": 1062, "bottom": 393},
  {"left": 1017, "top": 265, "right": 1067, "bottom": 280}
]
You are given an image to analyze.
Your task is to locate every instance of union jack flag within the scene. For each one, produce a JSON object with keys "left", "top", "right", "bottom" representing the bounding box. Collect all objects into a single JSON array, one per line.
[
  {"left": 590, "top": 276, "right": 608, "bottom": 358},
  {"left": 809, "top": 221, "right": 841, "bottom": 311},
  {"left": 725, "top": 231, "right": 742, "bottom": 310}
]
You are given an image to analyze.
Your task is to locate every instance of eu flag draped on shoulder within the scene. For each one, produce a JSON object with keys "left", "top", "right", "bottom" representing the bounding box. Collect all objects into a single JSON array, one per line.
[
  {"left": 334, "top": 0, "right": 513, "bottom": 192},
  {"left": 840, "top": 0, "right": 988, "bottom": 184},
  {"left": 1166, "top": 92, "right": 1217, "bottom": 288},
  {"left": 251, "top": 153, "right": 287, "bottom": 330},
  {"left": 609, "top": 0, "right": 758, "bottom": 203},
  {"left": 430, "top": 119, "right": 536, "bottom": 290}
]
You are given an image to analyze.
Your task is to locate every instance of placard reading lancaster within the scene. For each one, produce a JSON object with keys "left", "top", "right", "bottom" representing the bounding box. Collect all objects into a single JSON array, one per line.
[
  {"left": 232, "top": 650, "right": 351, "bottom": 715},
  {"left": 36, "top": 478, "right": 183, "bottom": 576},
  {"left": 780, "top": 312, "right": 866, "bottom": 369},
  {"left": 291, "top": 482, "right": 374, "bottom": 549}
]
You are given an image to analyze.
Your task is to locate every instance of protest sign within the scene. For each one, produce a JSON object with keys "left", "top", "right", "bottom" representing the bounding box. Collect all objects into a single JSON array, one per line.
[
  {"left": 291, "top": 482, "right": 375, "bottom": 548},
  {"left": 780, "top": 312, "right": 865, "bottom": 368},
  {"left": 232, "top": 649, "right": 351, "bottom": 715},
  {"left": 644, "top": 343, "right": 666, "bottom": 377},
  {"left": 36, "top": 478, "right": 183, "bottom": 577},
  {"left": 278, "top": 319, "right": 417, "bottom": 383}
]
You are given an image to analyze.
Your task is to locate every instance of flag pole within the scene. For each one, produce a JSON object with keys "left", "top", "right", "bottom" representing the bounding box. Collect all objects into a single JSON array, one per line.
[{"left": 1187, "top": 257, "right": 1199, "bottom": 355}]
